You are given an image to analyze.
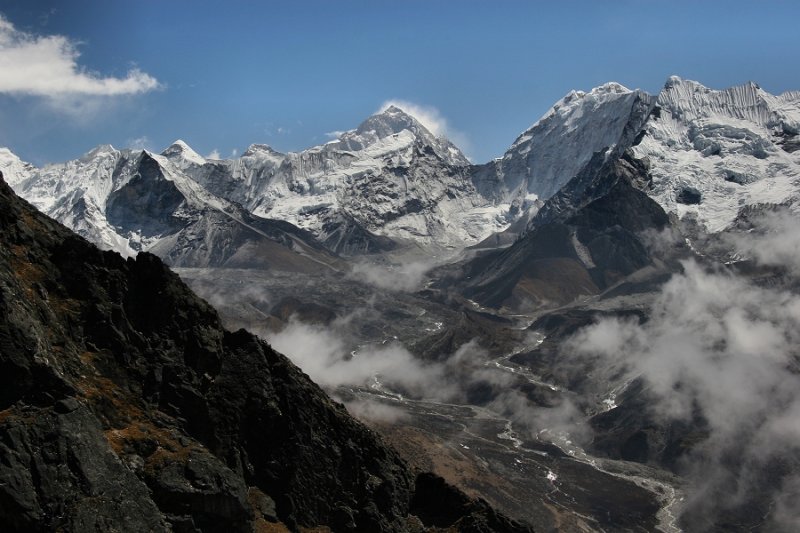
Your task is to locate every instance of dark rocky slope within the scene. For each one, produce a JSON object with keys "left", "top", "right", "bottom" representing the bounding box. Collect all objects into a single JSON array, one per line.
[
  {"left": 0, "top": 172, "right": 531, "bottom": 533},
  {"left": 458, "top": 151, "right": 670, "bottom": 311}
]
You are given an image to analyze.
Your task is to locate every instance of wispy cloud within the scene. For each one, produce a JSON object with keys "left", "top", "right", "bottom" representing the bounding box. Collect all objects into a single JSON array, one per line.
[
  {"left": 378, "top": 100, "right": 449, "bottom": 137},
  {"left": 568, "top": 213, "right": 800, "bottom": 527},
  {"left": 125, "top": 135, "right": 152, "bottom": 151},
  {"left": 206, "top": 149, "right": 221, "bottom": 159},
  {"left": 347, "top": 259, "right": 433, "bottom": 292},
  {"left": 0, "top": 14, "right": 160, "bottom": 101},
  {"left": 324, "top": 130, "right": 347, "bottom": 140},
  {"left": 377, "top": 99, "right": 471, "bottom": 157}
]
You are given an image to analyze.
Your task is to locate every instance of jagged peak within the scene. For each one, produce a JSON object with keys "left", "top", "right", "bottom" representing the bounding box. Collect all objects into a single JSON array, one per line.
[
  {"left": 558, "top": 81, "right": 633, "bottom": 106},
  {"left": 382, "top": 104, "right": 406, "bottom": 115},
  {"left": 660, "top": 76, "right": 769, "bottom": 97},
  {"left": 356, "top": 105, "right": 427, "bottom": 138},
  {"left": 161, "top": 139, "right": 206, "bottom": 165},
  {"left": 0, "top": 146, "right": 23, "bottom": 164},
  {"left": 365, "top": 102, "right": 450, "bottom": 140},
  {"left": 591, "top": 81, "right": 632, "bottom": 95},
  {"left": 664, "top": 74, "right": 687, "bottom": 88},
  {"left": 80, "top": 144, "right": 118, "bottom": 162},
  {"left": 655, "top": 77, "right": 789, "bottom": 125},
  {"left": 0, "top": 146, "right": 36, "bottom": 186},
  {"left": 326, "top": 102, "right": 469, "bottom": 165},
  {"left": 243, "top": 143, "right": 284, "bottom": 158},
  {"left": 514, "top": 81, "right": 639, "bottom": 147}
]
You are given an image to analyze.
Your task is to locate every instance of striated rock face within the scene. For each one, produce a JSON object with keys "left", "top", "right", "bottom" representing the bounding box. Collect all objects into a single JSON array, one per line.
[{"left": 0, "top": 172, "right": 532, "bottom": 533}]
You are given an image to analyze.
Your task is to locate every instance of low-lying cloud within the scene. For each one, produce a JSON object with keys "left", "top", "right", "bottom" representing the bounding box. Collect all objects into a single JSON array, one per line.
[
  {"left": 568, "top": 212, "right": 800, "bottom": 527},
  {"left": 347, "top": 259, "right": 433, "bottom": 292},
  {"left": 725, "top": 209, "right": 800, "bottom": 275},
  {"left": 266, "top": 317, "right": 509, "bottom": 404}
]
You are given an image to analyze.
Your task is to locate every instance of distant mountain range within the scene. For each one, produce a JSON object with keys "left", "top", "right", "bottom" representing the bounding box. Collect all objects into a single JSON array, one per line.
[{"left": 2, "top": 76, "right": 798, "bottom": 268}]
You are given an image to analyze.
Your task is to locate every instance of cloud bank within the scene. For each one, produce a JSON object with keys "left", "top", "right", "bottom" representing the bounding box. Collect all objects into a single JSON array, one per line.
[
  {"left": 0, "top": 15, "right": 160, "bottom": 98},
  {"left": 568, "top": 212, "right": 800, "bottom": 528}
]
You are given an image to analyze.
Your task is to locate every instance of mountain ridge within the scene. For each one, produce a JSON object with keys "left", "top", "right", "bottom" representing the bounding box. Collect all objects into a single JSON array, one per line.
[{"left": 2, "top": 76, "right": 799, "bottom": 263}]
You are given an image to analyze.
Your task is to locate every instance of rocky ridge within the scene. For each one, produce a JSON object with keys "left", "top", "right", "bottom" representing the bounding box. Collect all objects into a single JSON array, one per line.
[{"left": 0, "top": 171, "right": 531, "bottom": 533}]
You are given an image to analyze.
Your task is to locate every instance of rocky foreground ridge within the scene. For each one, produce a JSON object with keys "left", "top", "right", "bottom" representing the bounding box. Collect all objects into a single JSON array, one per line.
[{"left": 0, "top": 171, "right": 531, "bottom": 533}]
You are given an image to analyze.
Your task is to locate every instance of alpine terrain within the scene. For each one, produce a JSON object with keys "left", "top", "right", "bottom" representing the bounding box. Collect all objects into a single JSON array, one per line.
[{"left": 2, "top": 76, "right": 800, "bottom": 532}]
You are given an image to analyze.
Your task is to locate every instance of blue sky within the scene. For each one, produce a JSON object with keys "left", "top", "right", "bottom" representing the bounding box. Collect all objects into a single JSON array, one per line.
[{"left": 1, "top": 0, "right": 799, "bottom": 165}]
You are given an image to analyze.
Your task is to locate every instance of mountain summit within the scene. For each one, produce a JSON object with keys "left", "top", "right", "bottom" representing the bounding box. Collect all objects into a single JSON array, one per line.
[
  {"left": 330, "top": 105, "right": 470, "bottom": 167},
  {"left": 161, "top": 139, "right": 207, "bottom": 168}
]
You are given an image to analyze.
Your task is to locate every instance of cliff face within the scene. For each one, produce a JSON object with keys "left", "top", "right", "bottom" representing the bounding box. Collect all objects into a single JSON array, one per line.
[{"left": 0, "top": 172, "right": 531, "bottom": 533}]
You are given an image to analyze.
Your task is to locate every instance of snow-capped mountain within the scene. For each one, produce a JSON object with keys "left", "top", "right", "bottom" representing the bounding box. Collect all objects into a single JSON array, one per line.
[
  {"left": 5, "top": 77, "right": 800, "bottom": 266},
  {"left": 4, "top": 145, "right": 339, "bottom": 271},
  {"left": 0, "top": 147, "right": 36, "bottom": 187},
  {"left": 633, "top": 76, "right": 800, "bottom": 232},
  {"left": 472, "top": 83, "right": 655, "bottom": 204},
  {"left": 1, "top": 105, "right": 509, "bottom": 264},
  {"left": 168, "top": 105, "right": 508, "bottom": 254},
  {"left": 455, "top": 76, "right": 800, "bottom": 311},
  {"left": 489, "top": 76, "right": 800, "bottom": 235}
]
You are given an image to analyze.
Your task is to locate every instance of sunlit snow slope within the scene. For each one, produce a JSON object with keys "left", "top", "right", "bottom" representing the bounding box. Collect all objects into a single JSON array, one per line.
[{"left": 633, "top": 76, "right": 800, "bottom": 232}]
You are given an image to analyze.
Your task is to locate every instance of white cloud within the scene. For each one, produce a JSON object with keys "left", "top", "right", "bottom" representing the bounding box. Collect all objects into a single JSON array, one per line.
[
  {"left": 0, "top": 15, "right": 160, "bottom": 98},
  {"left": 725, "top": 210, "right": 800, "bottom": 275},
  {"left": 206, "top": 149, "right": 221, "bottom": 159},
  {"left": 347, "top": 259, "right": 433, "bottom": 292},
  {"left": 125, "top": 135, "right": 152, "bottom": 150},
  {"left": 568, "top": 225, "right": 800, "bottom": 526},
  {"left": 324, "top": 130, "right": 346, "bottom": 139},
  {"left": 266, "top": 317, "right": 453, "bottom": 399}
]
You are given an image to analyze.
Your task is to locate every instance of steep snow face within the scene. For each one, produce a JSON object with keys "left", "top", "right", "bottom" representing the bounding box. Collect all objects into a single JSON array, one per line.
[
  {"left": 14, "top": 145, "right": 137, "bottom": 214},
  {"left": 254, "top": 107, "right": 503, "bottom": 250},
  {"left": 9, "top": 145, "right": 142, "bottom": 255},
  {"left": 0, "top": 148, "right": 36, "bottom": 186},
  {"left": 12, "top": 77, "right": 797, "bottom": 258},
  {"left": 5, "top": 145, "right": 243, "bottom": 257},
  {"left": 478, "top": 83, "right": 655, "bottom": 204},
  {"left": 634, "top": 77, "right": 800, "bottom": 232},
  {"left": 4, "top": 106, "right": 507, "bottom": 259}
]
